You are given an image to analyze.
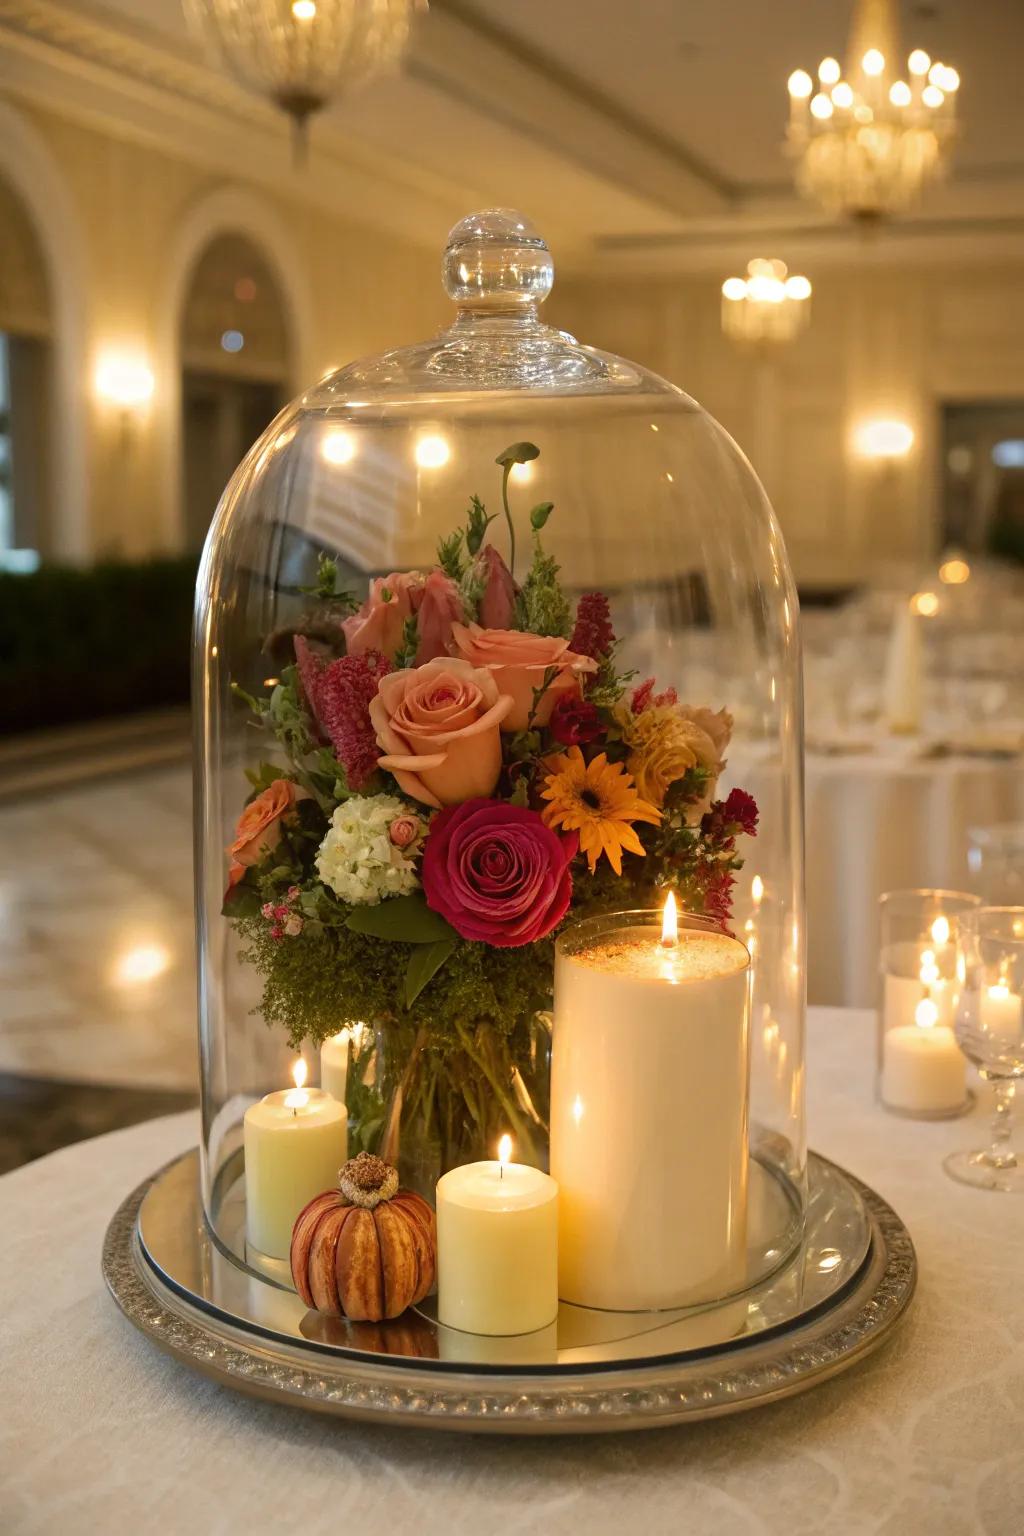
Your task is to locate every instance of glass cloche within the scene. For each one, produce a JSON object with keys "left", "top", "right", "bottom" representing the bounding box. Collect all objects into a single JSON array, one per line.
[{"left": 194, "top": 209, "right": 806, "bottom": 1302}]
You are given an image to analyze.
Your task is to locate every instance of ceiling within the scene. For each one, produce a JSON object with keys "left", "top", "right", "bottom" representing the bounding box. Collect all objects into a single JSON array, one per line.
[{"left": 3, "top": 0, "right": 1024, "bottom": 271}]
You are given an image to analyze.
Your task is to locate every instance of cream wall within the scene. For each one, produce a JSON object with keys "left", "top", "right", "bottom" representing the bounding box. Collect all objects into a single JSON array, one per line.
[
  {"left": 4, "top": 99, "right": 446, "bottom": 561},
  {"left": 550, "top": 259, "right": 1024, "bottom": 588}
]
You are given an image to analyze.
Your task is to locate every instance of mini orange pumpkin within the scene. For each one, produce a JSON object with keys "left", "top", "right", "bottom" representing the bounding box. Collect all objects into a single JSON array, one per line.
[{"left": 290, "top": 1151, "right": 436, "bottom": 1321}]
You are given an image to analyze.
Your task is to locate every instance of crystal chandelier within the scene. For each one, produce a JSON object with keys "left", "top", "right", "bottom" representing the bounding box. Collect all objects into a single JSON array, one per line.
[
  {"left": 187, "top": 0, "right": 425, "bottom": 150},
  {"left": 785, "top": 0, "right": 959, "bottom": 219},
  {"left": 721, "top": 259, "right": 812, "bottom": 345}
]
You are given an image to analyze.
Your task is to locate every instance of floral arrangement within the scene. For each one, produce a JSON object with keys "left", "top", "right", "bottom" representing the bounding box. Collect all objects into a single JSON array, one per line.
[{"left": 225, "top": 442, "right": 757, "bottom": 1184}]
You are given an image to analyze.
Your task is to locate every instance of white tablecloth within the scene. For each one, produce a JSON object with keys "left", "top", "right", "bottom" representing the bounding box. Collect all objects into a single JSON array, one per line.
[
  {"left": 804, "top": 752, "right": 1024, "bottom": 1007},
  {"left": 3, "top": 1009, "right": 1023, "bottom": 1535}
]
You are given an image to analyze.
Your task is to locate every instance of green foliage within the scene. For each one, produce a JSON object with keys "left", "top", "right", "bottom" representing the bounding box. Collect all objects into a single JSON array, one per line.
[
  {"left": 405, "top": 938, "right": 457, "bottom": 1007},
  {"left": 515, "top": 537, "right": 571, "bottom": 637},
  {"left": 436, "top": 528, "right": 466, "bottom": 581},
  {"left": 495, "top": 442, "right": 540, "bottom": 468},
  {"left": 529, "top": 501, "right": 554, "bottom": 532},
  {"left": 394, "top": 614, "right": 420, "bottom": 669},
  {"left": 464, "top": 495, "right": 496, "bottom": 557},
  {"left": 345, "top": 893, "right": 456, "bottom": 944},
  {"left": 299, "top": 553, "right": 358, "bottom": 611}
]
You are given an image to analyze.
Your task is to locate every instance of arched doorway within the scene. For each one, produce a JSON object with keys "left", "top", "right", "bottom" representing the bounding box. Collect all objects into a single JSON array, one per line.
[
  {"left": 0, "top": 174, "right": 54, "bottom": 569},
  {"left": 179, "top": 234, "right": 291, "bottom": 550}
]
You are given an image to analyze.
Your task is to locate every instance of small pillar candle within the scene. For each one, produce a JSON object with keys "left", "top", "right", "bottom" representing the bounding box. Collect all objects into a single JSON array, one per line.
[
  {"left": 880, "top": 996, "right": 966, "bottom": 1115},
  {"left": 551, "top": 899, "right": 751, "bottom": 1312},
  {"left": 244, "top": 1060, "right": 348, "bottom": 1259},
  {"left": 436, "top": 1136, "right": 558, "bottom": 1336}
]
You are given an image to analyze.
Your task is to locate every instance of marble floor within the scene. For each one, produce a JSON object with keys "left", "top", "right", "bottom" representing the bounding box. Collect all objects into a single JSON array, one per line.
[{"left": 0, "top": 763, "right": 199, "bottom": 1095}]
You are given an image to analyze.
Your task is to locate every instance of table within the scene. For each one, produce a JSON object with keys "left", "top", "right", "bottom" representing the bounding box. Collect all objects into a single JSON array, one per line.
[
  {"left": 3, "top": 1009, "right": 1022, "bottom": 1536},
  {"left": 803, "top": 750, "right": 1024, "bottom": 1008}
]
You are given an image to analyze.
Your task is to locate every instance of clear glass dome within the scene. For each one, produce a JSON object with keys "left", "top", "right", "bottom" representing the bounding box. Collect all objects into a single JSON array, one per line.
[{"left": 194, "top": 208, "right": 806, "bottom": 1296}]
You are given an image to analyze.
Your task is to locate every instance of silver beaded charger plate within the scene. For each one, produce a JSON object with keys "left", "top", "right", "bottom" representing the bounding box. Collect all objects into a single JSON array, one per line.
[{"left": 103, "top": 1150, "right": 915, "bottom": 1435}]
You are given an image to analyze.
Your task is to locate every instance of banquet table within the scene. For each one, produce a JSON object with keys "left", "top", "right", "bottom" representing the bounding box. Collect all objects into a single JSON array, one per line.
[
  {"left": 803, "top": 749, "right": 1024, "bottom": 1008},
  {"left": 3, "top": 1008, "right": 1023, "bottom": 1536}
]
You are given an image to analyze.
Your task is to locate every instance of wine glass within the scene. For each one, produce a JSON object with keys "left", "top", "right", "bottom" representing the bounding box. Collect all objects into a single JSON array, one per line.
[{"left": 945, "top": 906, "right": 1024, "bottom": 1192}]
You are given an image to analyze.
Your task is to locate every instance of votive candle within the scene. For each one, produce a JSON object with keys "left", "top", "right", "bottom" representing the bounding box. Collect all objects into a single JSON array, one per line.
[{"left": 244, "top": 1061, "right": 348, "bottom": 1259}]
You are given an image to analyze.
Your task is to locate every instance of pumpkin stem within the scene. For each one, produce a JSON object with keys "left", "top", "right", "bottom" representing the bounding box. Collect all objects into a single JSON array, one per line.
[{"left": 338, "top": 1151, "right": 399, "bottom": 1209}]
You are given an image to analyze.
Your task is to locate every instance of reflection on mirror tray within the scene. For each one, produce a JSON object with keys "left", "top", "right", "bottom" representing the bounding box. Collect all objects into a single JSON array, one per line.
[{"left": 137, "top": 1149, "right": 870, "bottom": 1372}]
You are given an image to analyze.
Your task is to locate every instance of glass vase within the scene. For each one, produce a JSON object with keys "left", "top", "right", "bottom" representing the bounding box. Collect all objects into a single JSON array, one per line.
[{"left": 344, "top": 1011, "right": 552, "bottom": 1198}]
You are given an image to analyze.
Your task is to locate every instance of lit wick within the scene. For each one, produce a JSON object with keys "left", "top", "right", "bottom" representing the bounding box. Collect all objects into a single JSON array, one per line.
[
  {"left": 660, "top": 891, "right": 679, "bottom": 949},
  {"left": 284, "top": 1057, "right": 309, "bottom": 1118},
  {"left": 498, "top": 1132, "right": 512, "bottom": 1181}
]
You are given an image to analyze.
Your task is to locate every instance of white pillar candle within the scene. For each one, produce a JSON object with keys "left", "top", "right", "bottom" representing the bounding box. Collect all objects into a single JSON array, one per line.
[
  {"left": 880, "top": 996, "right": 965, "bottom": 1114},
  {"left": 981, "top": 982, "right": 1023, "bottom": 1043},
  {"left": 882, "top": 938, "right": 958, "bottom": 1032},
  {"left": 243, "top": 1061, "right": 348, "bottom": 1260},
  {"left": 320, "top": 1029, "right": 357, "bottom": 1104},
  {"left": 883, "top": 601, "right": 923, "bottom": 735},
  {"left": 551, "top": 901, "right": 751, "bottom": 1312},
  {"left": 436, "top": 1137, "right": 558, "bottom": 1336}
]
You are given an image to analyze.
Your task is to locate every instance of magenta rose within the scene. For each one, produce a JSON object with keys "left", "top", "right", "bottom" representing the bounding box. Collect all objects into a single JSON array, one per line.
[{"left": 422, "top": 799, "right": 576, "bottom": 947}]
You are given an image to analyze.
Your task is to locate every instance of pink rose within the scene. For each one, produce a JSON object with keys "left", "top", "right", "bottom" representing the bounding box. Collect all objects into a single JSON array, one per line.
[
  {"left": 369, "top": 658, "right": 514, "bottom": 809},
  {"left": 477, "top": 545, "right": 518, "bottom": 630},
  {"left": 389, "top": 815, "right": 422, "bottom": 850},
  {"left": 449, "top": 622, "right": 597, "bottom": 732},
  {"left": 342, "top": 571, "right": 425, "bottom": 661},
  {"left": 226, "top": 779, "right": 308, "bottom": 890},
  {"left": 415, "top": 569, "right": 464, "bottom": 664},
  {"left": 422, "top": 799, "right": 576, "bottom": 947}
]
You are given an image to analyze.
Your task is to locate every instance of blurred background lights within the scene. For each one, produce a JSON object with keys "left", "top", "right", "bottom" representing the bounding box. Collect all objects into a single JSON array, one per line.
[
  {"left": 992, "top": 440, "right": 1024, "bottom": 469},
  {"left": 938, "top": 557, "right": 971, "bottom": 585},
  {"left": 321, "top": 429, "right": 356, "bottom": 466},
  {"left": 415, "top": 434, "right": 450, "bottom": 469},
  {"left": 818, "top": 57, "right": 841, "bottom": 86},
  {"left": 910, "top": 590, "right": 940, "bottom": 617},
  {"left": 854, "top": 419, "right": 914, "bottom": 459},
  {"left": 113, "top": 942, "right": 171, "bottom": 987},
  {"left": 220, "top": 329, "right": 245, "bottom": 354},
  {"left": 510, "top": 460, "right": 534, "bottom": 483},
  {"left": 94, "top": 354, "right": 155, "bottom": 409}
]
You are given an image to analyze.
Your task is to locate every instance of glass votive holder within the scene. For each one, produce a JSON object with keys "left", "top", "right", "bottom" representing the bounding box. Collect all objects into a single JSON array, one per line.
[
  {"left": 877, "top": 888, "right": 981, "bottom": 1118},
  {"left": 946, "top": 906, "right": 1024, "bottom": 1193},
  {"left": 967, "top": 823, "right": 1024, "bottom": 906}
]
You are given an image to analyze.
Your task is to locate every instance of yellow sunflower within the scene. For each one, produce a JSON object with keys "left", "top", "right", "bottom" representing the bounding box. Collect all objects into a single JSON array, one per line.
[{"left": 540, "top": 747, "right": 661, "bottom": 875}]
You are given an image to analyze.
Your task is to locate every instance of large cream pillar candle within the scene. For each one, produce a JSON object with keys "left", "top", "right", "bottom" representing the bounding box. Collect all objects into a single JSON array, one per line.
[
  {"left": 551, "top": 901, "right": 751, "bottom": 1312},
  {"left": 244, "top": 1061, "right": 348, "bottom": 1260},
  {"left": 436, "top": 1136, "right": 558, "bottom": 1336}
]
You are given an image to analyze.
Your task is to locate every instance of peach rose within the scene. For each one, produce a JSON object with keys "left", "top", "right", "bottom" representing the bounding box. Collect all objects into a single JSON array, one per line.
[
  {"left": 227, "top": 779, "right": 308, "bottom": 876},
  {"left": 449, "top": 622, "right": 597, "bottom": 732},
  {"left": 369, "top": 658, "right": 514, "bottom": 809},
  {"left": 342, "top": 571, "right": 425, "bottom": 661}
]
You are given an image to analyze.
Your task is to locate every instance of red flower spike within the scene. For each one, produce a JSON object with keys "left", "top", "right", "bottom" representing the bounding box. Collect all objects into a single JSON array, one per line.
[
  {"left": 570, "top": 592, "right": 615, "bottom": 662},
  {"left": 294, "top": 637, "right": 391, "bottom": 791}
]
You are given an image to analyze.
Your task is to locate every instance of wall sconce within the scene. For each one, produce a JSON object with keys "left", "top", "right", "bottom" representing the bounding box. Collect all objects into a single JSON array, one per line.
[
  {"left": 853, "top": 418, "right": 915, "bottom": 460},
  {"left": 94, "top": 353, "right": 155, "bottom": 413}
]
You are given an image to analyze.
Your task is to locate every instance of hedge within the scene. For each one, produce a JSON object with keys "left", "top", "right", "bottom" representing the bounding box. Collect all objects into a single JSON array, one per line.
[{"left": 0, "top": 556, "right": 199, "bottom": 736}]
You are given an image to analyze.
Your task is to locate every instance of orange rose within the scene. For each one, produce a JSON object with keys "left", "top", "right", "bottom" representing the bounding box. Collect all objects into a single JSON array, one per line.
[
  {"left": 449, "top": 622, "right": 597, "bottom": 732},
  {"left": 342, "top": 571, "right": 425, "bottom": 661},
  {"left": 227, "top": 779, "right": 308, "bottom": 872},
  {"left": 369, "top": 658, "right": 514, "bottom": 809}
]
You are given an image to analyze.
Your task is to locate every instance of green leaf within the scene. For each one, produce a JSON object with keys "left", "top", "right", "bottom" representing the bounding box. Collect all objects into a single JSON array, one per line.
[
  {"left": 404, "top": 938, "right": 456, "bottom": 1008},
  {"left": 508, "top": 775, "right": 530, "bottom": 807},
  {"left": 222, "top": 880, "right": 263, "bottom": 919},
  {"left": 345, "top": 893, "right": 457, "bottom": 944},
  {"left": 495, "top": 441, "right": 540, "bottom": 467},
  {"left": 529, "top": 501, "right": 554, "bottom": 531}
]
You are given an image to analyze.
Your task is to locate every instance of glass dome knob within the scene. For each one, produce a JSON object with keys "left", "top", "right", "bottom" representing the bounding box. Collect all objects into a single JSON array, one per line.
[{"left": 443, "top": 207, "right": 554, "bottom": 312}]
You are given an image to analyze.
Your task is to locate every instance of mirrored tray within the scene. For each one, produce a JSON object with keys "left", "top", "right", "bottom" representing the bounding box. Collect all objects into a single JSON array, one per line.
[{"left": 103, "top": 1149, "right": 916, "bottom": 1434}]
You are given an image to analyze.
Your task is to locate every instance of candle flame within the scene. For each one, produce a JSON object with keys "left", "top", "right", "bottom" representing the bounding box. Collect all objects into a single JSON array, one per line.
[
  {"left": 915, "top": 997, "right": 939, "bottom": 1030},
  {"left": 919, "top": 948, "right": 940, "bottom": 987},
  {"left": 989, "top": 981, "right": 1011, "bottom": 1002},
  {"left": 661, "top": 891, "right": 678, "bottom": 948},
  {"left": 572, "top": 1094, "right": 584, "bottom": 1126},
  {"left": 930, "top": 915, "right": 950, "bottom": 947},
  {"left": 497, "top": 1133, "right": 512, "bottom": 1168},
  {"left": 751, "top": 874, "right": 764, "bottom": 906},
  {"left": 284, "top": 1056, "right": 310, "bottom": 1110}
]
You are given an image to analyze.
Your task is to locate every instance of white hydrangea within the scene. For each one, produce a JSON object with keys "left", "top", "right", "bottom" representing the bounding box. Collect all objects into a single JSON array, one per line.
[{"left": 315, "top": 794, "right": 422, "bottom": 906}]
